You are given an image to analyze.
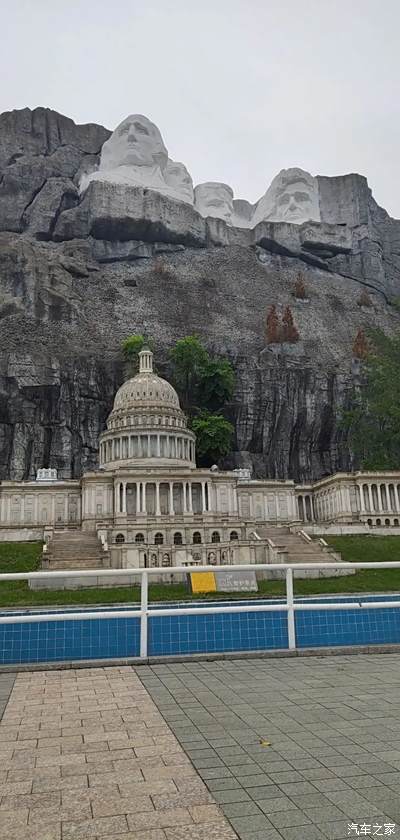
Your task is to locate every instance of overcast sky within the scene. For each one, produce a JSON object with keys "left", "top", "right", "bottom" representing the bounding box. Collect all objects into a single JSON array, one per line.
[{"left": 2, "top": 0, "right": 399, "bottom": 217}]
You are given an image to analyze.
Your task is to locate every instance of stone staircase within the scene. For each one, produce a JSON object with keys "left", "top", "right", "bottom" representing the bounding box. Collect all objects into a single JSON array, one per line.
[
  {"left": 256, "top": 525, "right": 353, "bottom": 577},
  {"left": 43, "top": 530, "right": 109, "bottom": 571}
]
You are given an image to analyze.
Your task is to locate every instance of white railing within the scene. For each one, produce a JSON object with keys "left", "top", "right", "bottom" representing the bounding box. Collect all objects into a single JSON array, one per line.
[{"left": 0, "top": 562, "right": 400, "bottom": 657}]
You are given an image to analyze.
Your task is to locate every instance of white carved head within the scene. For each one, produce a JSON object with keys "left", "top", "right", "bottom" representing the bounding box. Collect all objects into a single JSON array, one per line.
[
  {"left": 164, "top": 159, "right": 194, "bottom": 203},
  {"left": 253, "top": 168, "right": 320, "bottom": 225},
  {"left": 194, "top": 182, "right": 234, "bottom": 224},
  {"left": 100, "top": 114, "right": 168, "bottom": 171}
]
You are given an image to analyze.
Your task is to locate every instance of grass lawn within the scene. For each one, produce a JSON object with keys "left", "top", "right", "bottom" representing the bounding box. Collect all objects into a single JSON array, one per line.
[{"left": 0, "top": 537, "right": 399, "bottom": 607}]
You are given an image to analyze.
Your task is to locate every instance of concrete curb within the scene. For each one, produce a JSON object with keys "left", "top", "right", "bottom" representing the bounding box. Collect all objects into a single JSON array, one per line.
[{"left": 1, "top": 642, "right": 400, "bottom": 672}]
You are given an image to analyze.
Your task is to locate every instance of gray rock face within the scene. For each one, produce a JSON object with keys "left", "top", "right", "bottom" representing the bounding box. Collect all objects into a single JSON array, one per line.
[
  {"left": 1, "top": 107, "right": 400, "bottom": 482},
  {"left": 0, "top": 107, "right": 109, "bottom": 236}
]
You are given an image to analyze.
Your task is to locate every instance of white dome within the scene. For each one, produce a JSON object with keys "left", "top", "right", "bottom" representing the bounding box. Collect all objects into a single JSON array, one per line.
[
  {"left": 99, "top": 348, "right": 195, "bottom": 468},
  {"left": 113, "top": 372, "right": 180, "bottom": 411},
  {"left": 113, "top": 348, "right": 180, "bottom": 412}
]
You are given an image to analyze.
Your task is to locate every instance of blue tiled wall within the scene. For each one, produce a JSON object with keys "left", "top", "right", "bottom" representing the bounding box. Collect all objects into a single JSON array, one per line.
[
  {"left": 296, "top": 607, "right": 400, "bottom": 648},
  {"left": 0, "top": 617, "right": 140, "bottom": 664},
  {"left": 1, "top": 598, "right": 400, "bottom": 665},
  {"left": 148, "top": 610, "right": 288, "bottom": 656}
]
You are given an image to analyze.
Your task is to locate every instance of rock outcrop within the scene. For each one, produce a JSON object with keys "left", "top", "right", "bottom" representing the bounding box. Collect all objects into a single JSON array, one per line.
[{"left": 1, "top": 106, "right": 400, "bottom": 482}]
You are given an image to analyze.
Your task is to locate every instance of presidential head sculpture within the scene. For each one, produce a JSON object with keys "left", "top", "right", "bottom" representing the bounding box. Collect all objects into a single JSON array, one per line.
[
  {"left": 252, "top": 168, "right": 321, "bottom": 226},
  {"left": 164, "top": 159, "right": 194, "bottom": 204},
  {"left": 194, "top": 182, "right": 234, "bottom": 224},
  {"left": 80, "top": 114, "right": 172, "bottom": 194},
  {"left": 101, "top": 114, "right": 168, "bottom": 171}
]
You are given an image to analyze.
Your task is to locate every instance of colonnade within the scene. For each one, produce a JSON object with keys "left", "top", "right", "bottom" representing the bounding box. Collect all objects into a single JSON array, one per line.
[
  {"left": 115, "top": 480, "right": 211, "bottom": 516},
  {"left": 297, "top": 494, "right": 315, "bottom": 522},
  {"left": 100, "top": 433, "right": 194, "bottom": 465},
  {"left": 358, "top": 482, "right": 400, "bottom": 515}
]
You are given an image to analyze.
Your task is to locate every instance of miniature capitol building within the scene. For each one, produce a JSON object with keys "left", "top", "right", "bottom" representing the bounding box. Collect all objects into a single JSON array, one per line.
[{"left": 1, "top": 348, "right": 400, "bottom": 584}]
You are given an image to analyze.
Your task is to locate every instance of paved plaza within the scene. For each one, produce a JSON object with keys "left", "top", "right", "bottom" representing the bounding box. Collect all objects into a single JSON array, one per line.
[
  {"left": 139, "top": 655, "right": 400, "bottom": 840},
  {"left": 0, "top": 655, "right": 400, "bottom": 839},
  {"left": 0, "top": 666, "right": 235, "bottom": 840}
]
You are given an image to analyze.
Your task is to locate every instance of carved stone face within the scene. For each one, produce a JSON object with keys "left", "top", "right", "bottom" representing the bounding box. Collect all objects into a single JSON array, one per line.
[
  {"left": 100, "top": 114, "right": 168, "bottom": 170},
  {"left": 253, "top": 168, "right": 320, "bottom": 225},
  {"left": 194, "top": 182, "right": 234, "bottom": 224},
  {"left": 164, "top": 160, "right": 194, "bottom": 203}
]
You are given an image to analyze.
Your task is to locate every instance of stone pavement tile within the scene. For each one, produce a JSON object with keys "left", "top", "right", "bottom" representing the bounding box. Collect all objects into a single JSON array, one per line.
[
  {"left": 127, "top": 807, "right": 193, "bottom": 830},
  {"left": 279, "top": 827, "right": 327, "bottom": 840},
  {"left": 265, "top": 770, "right": 304, "bottom": 783},
  {"left": 164, "top": 822, "right": 237, "bottom": 839},
  {"left": 213, "top": 788, "right": 253, "bottom": 804},
  {"left": 257, "top": 795, "right": 298, "bottom": 813},
  {"left": 152, "top": 790, "right": 213, "bottom": 810},
  {"left": 7, "top": 823, "right": 61, "bottom": 840},
  {"left": 101, "top": 833, "right": 167, "bottom": 840},
  {"left": 318, "top": 820, "right": 359, "bottom": 840},
  {"left": 234, "top": 771, "right": 272, "bottom": 785},
  {"left": 249, "top": 785, "right": 282, "bottom": 800},
  {"left": 312, "top": 777, "right": 350, "bottom": 792},
  {"left": 90, "top": 792, "right": 154, "bottom": 818},
  {"left": 62, "top": 814, "right": 129, "bottom": 838},
  {"left": 206, "top": 777, "right": 243, "bottom": 791},
  {"left": 268, "top": 808, "right": 312, "bottom": 828},
  {"left": 229, "top": 813, "right": 276, "bottom": 835},
  {"left": 302, "top": 804, "right": 348, "bottom": 823},
  {"left": 221, "top": 800, "right": 263, "bottom": 818},
  {"left": 279, "top": 780, "right": 318, "bottom": 796}
]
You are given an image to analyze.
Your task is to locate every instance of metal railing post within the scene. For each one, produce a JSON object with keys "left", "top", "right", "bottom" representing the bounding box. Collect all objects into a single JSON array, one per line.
[
  {"left": 140, "top": 570, "right": 148, "bottom": 658},
  {"left": 286, "top": 567, "right": 296, "bottom": 650}
]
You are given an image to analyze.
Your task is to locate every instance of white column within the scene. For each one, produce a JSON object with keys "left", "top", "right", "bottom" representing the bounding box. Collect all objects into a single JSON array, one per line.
[
  {"left": 157, "top": 435, "right": 161, "bottom": 457},
  {"left": 136, "top": 482, "right": 141, "bottom": 515},
  {"left": 183, "top": 483, "right": 188, "bottom": 514},
  {"left": 207, "top": 482, "right": 213, "bottom": 513},
  {"left": 156, "top": 483, "right": 161, "bottom": 516},
  {"left": 359, "top": 484, "right": 365, "bottom": 512},
  {"left": 169, "top": 482, "right": 174, "bottom": 515},
  {"left": 377, "top": 484, "right": 383, "bottom": 512},
  {"left": 147, "top": 434, "right": 151, "bottom": 457},
  {"left": 114, "top": 484, "right": 119, "bottom": 514},
  {"left": 201, "top": 482, "right": 206, "bottom": 513},
  {"left": 368, "top": 484, "right": 373, "bottom": 513},
  {"left": 188, "top": 483, "right": 193, "bottom": 513},
  {"left": 142, "top": 482, "right": 147, "bottom": 514},
  {"left": 396, "top": 486, "right": 400, "bottom": 512},
  {"left": 122, "top": 482, "right": 127, "bottom": 513}
]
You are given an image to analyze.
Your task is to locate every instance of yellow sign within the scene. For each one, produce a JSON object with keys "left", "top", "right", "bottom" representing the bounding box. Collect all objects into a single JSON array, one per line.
[{"left": 190, "top": 572, "right": 217, "bottom": 593}]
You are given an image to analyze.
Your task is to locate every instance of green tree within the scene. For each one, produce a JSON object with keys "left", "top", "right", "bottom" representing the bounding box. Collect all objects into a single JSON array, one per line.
[
  {"left": 191, "top": 411, "right": 234, "bottom": 466},
  {"left": 346, "top": 329, "right": 400, "bottom": 469},
  {"left": 196, "top": 357, "right": 235, "bottom": 412},
  {"left": 169, "top": 335, "right": 209, "bottom": 411}
]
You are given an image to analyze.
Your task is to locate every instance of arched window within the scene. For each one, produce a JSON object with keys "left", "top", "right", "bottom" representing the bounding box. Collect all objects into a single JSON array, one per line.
[
  {"left": 211, "top": 531, "right": 220, "bottom": 543},
  {"left": 154, "top": 532, "right": 164, "bottom": 545},
  {"left": 376, "top": 518, "right": 381, "bottom": 526},
  {"left": 173, "top": 532, "right": 183, "bottom": 545},
  {"left": 394, "top": 518, "right": 399, "bottom": 526},
  {"left": 115, "top": 533, "right": 125, "bottom": 544},
  {"left": 367, "top": 519, "right": 373, "bottom": 526},
  {"left": 135, "top": 533, "right": 145, "bottom": 544},
  {"left": 162, "top": 553, "right": 171, "bottom": 566},
  {"left": 230, "top": 531, "right": 239, "bottom": 541},
  {"left": 385, "top": 518, "right": 390, "bottom": 526},
  {"left": 193, "top": 532, "right": 202, "bottom": 544}
]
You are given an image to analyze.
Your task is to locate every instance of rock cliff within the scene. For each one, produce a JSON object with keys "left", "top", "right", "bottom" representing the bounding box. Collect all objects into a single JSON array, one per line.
[{"left": 1, "top": 107, "right": 400, "bottom": 482}]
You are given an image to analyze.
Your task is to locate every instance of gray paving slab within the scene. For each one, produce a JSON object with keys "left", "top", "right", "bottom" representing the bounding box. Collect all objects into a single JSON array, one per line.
[{"left": 136, "top": 653, "right": 400, "bottom": 839}]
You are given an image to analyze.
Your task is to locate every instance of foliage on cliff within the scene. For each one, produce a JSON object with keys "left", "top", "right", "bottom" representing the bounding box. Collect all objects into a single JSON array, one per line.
[{"left": 346, "top": 329, "right": 400, "bottom": 469}]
